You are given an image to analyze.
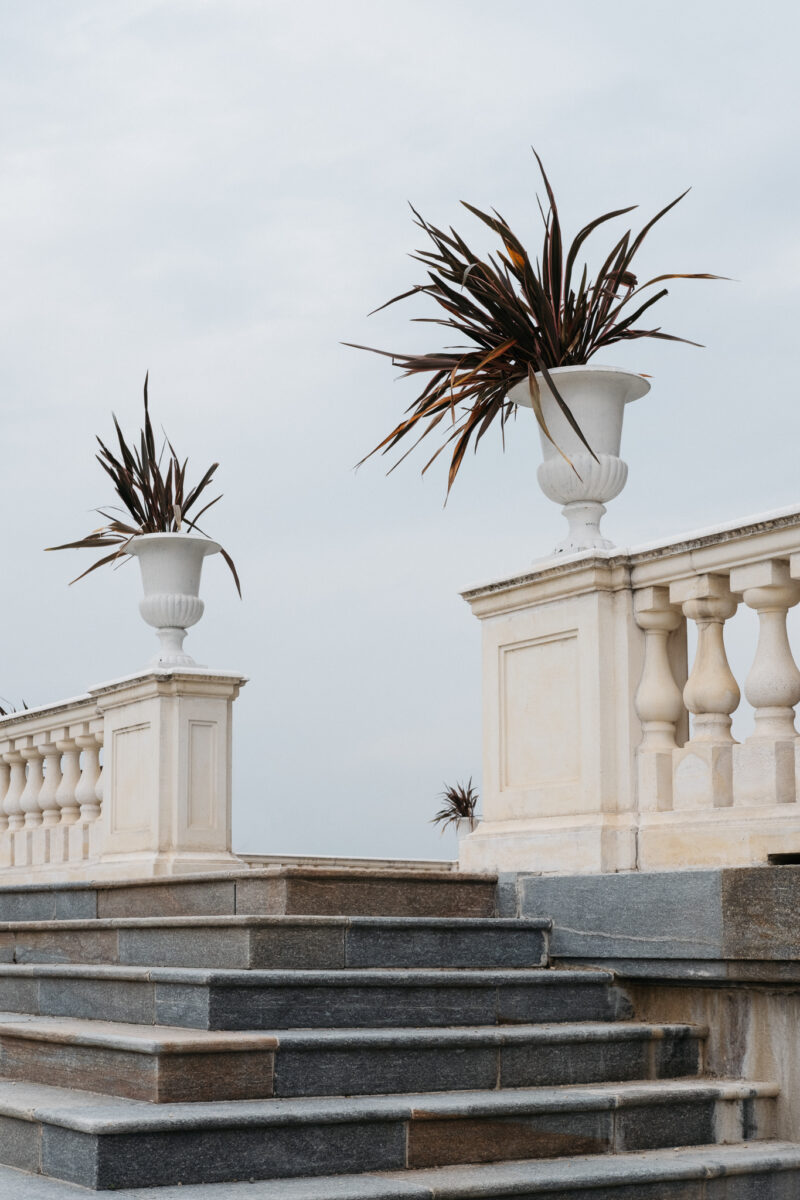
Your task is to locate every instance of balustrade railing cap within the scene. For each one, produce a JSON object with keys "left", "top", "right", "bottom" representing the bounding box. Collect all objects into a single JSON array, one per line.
[{"left": 462, "top": 503, "right": 800, "bottom": 608}]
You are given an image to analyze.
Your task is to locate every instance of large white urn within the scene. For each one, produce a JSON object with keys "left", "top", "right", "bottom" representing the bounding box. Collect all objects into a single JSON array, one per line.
[
  {"left": 508, "top": 365, "right": 650, "bottom": 554},
  {"left": 128, "top": 533, "right": 220, "bottom": 667}
]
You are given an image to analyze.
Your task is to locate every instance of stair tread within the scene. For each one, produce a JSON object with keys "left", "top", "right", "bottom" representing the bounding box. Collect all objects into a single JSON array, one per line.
[
  {"left": 0, "top": 1010, "right": 277, "bottom": 1053},
  {"left": 0, "top": 1076, "right": 777, "bottom": 1133},
  {"left": 0, "top": 1011, "right": 706, "bottom": 1051},
  {"left": 0, "top": 914, "right": 550, "bottom": 929},
  {"left": 2, "top": 1142, "right": 800, "bottom": 1198},
  {"left": 0, "top": 962, "right": 605, "bottom": 983}
]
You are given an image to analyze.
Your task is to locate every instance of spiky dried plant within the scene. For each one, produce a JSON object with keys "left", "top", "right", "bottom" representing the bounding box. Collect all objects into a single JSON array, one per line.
[
  {"left": 47, "top": 374, "right": 241, "bottom": 594},
  {"left": 431, "top": 778, "right": 480, "bottom": 834},
  {"left": 349, "top": 149, "right": 724, "bottom": 495}
]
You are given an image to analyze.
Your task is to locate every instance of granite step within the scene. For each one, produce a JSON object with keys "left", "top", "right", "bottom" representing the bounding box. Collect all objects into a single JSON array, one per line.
[
  {"left": 0, "top": 1011, "right": 705, "bottom": 1100},
  {"left": 0, "top": 869, "right": 499, "bottom": 923},
  {"left": 0, "top": 963, "right": 629, "bottom": 1028},
  {"left": 0, "top": 1077, "right": 779, "bottom": 1189},
  {"left": 268, "top": 1020, "right": 705, "bottom": 1096},
  {"left": 2, "top": 1142, "right": 800, "bottom": 1200},
  {"left": 0, "top": 915, "right": 550, "bottom": 970}
]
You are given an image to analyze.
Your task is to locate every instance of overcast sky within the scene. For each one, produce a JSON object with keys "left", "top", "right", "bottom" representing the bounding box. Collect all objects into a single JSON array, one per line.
[{"left": 1, "top": 0, "right": 798, "bottom": 860}]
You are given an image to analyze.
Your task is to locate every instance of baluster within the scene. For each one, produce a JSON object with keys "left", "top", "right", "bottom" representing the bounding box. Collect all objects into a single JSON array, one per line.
[
  {"left": 0, "top": 753, "right": 9, "bottom": 834},
  {"left": 74, "top": 729, "right": 101, "bottom": 823},
  {"left": 37, "top": 736, "right": 63, "bottom": 828},
  {"left": 91, "top": 720, "right": 104, "bottom": 816},
  {"left": 634, "top": 586, "right": 686, "bottom": 811},
  {"left": 670, "top": 574, "right": 740, "bottom": 809},
  {"left": 55, "top": 736, "right": 81, "bottom": 825},
  {"left": 19, "top": 739, "right": 44, "bottom": 828},
  {"left": 729, "top": 560, "right": 800, "bottom": 806},
  {"left": 3, "top": 745, "right": 26, "bottom": 832}
]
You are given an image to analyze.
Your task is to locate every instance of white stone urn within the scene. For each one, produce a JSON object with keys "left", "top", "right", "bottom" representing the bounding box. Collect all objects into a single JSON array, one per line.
[
  {"left": 128, "top": 532, "right": 220, "bottom": 667},
  {"left": 508, "top": 365, "right": 650, "bottom": 554}
]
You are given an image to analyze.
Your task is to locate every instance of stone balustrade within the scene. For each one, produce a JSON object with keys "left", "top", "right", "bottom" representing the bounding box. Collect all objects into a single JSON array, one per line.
[
  {"left": 459, "top": 505, "right": 800, "bottom": 875},
  {"left": 0, "top": 669, "right": 246, "bottom": 882}
]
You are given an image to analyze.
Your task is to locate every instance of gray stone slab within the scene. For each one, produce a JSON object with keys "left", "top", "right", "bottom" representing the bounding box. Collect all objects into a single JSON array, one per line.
[
  {"left": 250, "top": 926, "right": 347, "bottom": 969},
  {"left": 207, "top": 983, "right": 498, "bottom": 1030},
  {"left": 39, "top": 977, "right": 155, "bottom": 1024},
  {"left": 520, "top": 870, "right": 724, "bottom": 959},
  {"left": 614, "top": 1098, "right": 717, "bottom": 1151},
  {"left": 118, "top": 926, "right": 251, "bottom": 968},
  {"left": 273, "top": 1044, "right": 498, "bottom": 1097},
  {"left": 0, "top": 976, "right": 38, "bottom": 1015},
  {"left": 500, "top": 1037, "right": 649, "bottom": 1088},
  {"left": 497, "top": 981, "right": 624, "bottom": 1024},
  {"left": 344, "top": 921, "right": 546, "bottom": 969},
  {"left": 722, "top": 867, "right": 800, "bottom": 960},
  {"left": 656, "top": 1030, "right": 702, "bottom": 1079},
  {"left": 0, "top": 1114, "right": 40, "bottom": 1174},
  {"left": 155, "top": 984, "right": 211, "bottom": 1029},
  {"left": 98, "top": 881, "right": 237, "bottom": 919},
  {"left": 90, "top": 1120, "right": 407, "bottom": 1189}
]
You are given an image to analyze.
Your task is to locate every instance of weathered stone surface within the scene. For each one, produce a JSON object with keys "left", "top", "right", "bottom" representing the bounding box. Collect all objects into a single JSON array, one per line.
[
  {"left": 500, "top": 1037, "right": 649, "bottom": 1088},
  {"left": 614, "top": 1098, "right": 717, "bottom": 1151},
  {"left": 407, "top": 1109, "right": 611, "bottom": 1167},
  {"left": 0, "top": 1114, "right": 40, "bottom": 1174},
  {"left": 88, "top": 1122, "right": 407, "bottom": 1189},
  {"left": 344, "top": 918, "right": 547, "bottom": 970},
  {"left": 274, "top": 1044, "right": 498, "bottom": 1097},
  {"left": 520, "top": 870, "right": 724, "bottom": 960},
  {"left": 40, "top": 976, "right": 155, "bottom": 1024},
  {"left": 721, "top": 867, "right": 800, "bottom": 959},
  {"left": 98, "top": 881, "right": 236, "bottom": 920}
]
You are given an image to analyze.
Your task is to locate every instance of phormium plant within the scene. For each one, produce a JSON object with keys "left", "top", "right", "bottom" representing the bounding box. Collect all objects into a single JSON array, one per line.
[
  {"left": 47, "top": 374, "right": 241, "bottom": 594},
  {"left": 349, "top": 149, "right": 723, "bottom": 494},
  {"left": 431, "top": 778, "right": 479, "bottom": 834}
]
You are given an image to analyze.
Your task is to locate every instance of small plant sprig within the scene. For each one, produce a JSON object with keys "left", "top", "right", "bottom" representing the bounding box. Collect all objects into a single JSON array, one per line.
[
  {"left": 431, "top": 778, "right": 479, "bottom": 834},
  {"left": 350, "top": 149, "right": 724, "bottom": 495},
  {"left": 47, "top": 374, "right": 241, "bottom": 594},
  {"left": 0, "top": 699, "right": 29, "bottom": 718}
]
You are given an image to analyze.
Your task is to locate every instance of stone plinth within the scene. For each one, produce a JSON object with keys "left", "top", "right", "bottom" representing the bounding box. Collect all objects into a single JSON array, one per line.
[{"left": 458, "top": 556, "right": 646, "bottom": 875}]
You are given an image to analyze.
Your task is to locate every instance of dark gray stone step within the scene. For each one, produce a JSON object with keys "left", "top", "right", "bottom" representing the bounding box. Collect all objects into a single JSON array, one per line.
[
  {"left": 0, "top": 915, "right": 549, "bottom": 970},
  {"left": 0, "top": 963, "right": 629, "bottom": 1029},
  {"left": 0, "top": 1078, "right": 778, "bottom": 1189},
  {"left": 269, "top": 1020, "right": 704, "bottom": 1096},
  {"left": 2, "top": 1141, "right": 800, "bottom": 1198},
  {"left": 0, "top": 1011, "right": 704, "bottom": 1100},
  {"left": 0, "top": 869, "right": 499, "bottom": 923}
]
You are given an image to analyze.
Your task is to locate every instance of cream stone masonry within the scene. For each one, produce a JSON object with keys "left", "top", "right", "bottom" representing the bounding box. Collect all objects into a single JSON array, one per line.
[
  {"left": 0, "top": 668, "right": 246, "bottom": 883},
  {"left": 460, "top": 504, "right": 800, "bottom": 874}
]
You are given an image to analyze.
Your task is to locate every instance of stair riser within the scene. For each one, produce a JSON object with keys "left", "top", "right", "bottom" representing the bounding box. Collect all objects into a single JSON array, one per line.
[
  {"left": 5, "top": 1096, "right": 769, "bottom": 1190},
  {"left": 2, "top": 925, "right": 548, "bottom": 970},
  {"left": 272, "top": 1035, "right": 702, "bottom": 1097},
  {"left": 0, "top": 976, "right": 626, "bottom": 1029},
  {"left": 0, "top": 877, "right": 498, "bottom": 922},
  {"left": 0, "top": 1031, "right": 702, "bottom": 1103},
  {"left": 0, "top": 1036, "right": 274, "bottom": 1103}
]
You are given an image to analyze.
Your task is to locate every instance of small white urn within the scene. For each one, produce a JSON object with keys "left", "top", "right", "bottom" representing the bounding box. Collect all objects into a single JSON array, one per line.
[
  {"left": 128, "top": 533, "right": 220, "bottom": 668},
  {"left": 508, "top": 365, "right": 650, "bottom": 554}
]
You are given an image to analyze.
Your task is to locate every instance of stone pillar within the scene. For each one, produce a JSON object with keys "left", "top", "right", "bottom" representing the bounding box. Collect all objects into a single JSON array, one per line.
[
  {"left": 730, "top": 560, "right": 800, "bottom": 806},
  {"left": 458, "top": 555, "right": 643, "bottom": 875},
  {"left": 91, "top": 669, "right": 247, "bottom": 876}
]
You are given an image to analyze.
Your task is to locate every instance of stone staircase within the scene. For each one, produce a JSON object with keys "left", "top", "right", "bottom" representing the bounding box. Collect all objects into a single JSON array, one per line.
[{"left": 0, "top": 870, "right": 795, "bottom": 1196}]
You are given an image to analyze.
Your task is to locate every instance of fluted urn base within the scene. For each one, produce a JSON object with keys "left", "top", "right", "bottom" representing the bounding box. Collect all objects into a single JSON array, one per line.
[
  {"left": 508, "top": 365, "right": 650, "bottom": 555},
  {"left": 128, "top": 533, "right": 221, "bottom": 669}
]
